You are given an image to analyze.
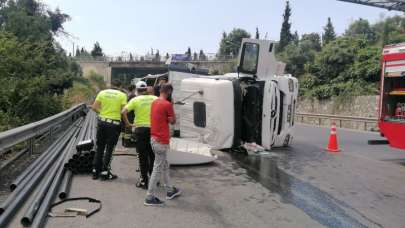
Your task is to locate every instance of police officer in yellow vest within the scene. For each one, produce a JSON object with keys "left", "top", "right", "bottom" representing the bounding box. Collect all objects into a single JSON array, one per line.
[
  {"left": 122, "top": 81, "right": 157, "bottom": 189},
  {"left": 91, "top": 80, "right": 127, "bottom": 180}
]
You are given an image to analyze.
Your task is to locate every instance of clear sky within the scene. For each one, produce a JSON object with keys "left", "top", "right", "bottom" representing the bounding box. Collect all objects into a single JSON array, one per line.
[{"left": 41, "top": 0, "right": 402, "bottom": 56}]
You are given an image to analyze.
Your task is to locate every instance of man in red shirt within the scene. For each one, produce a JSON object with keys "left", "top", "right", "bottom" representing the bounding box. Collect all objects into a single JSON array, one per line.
[{"left": 145, "top": 84, "right": 181, "bottom": 206}]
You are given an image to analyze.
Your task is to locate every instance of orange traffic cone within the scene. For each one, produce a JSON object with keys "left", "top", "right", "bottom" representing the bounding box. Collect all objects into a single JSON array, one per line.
[{"left": 326, "top": 122, "right": 340, "bottom": 152}]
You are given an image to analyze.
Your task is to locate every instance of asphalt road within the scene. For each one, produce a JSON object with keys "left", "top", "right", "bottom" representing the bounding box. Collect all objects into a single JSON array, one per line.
[
  {"left": 37, "top": 124, "right": 405, "bottom": 228},
  {"left": 230, "top": 124, "right": 405, "bottom": 228}
]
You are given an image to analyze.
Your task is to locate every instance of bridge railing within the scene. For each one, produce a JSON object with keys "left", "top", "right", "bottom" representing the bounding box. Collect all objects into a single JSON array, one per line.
[
  {"left": 0, "top": 103, "right": 87, "bottom": 156},
  {"left": 74, "top": 55, "right": 236, "bottom": 63},
  {"left": 295, "top": 112, "right": 379, "bottom": 131}
]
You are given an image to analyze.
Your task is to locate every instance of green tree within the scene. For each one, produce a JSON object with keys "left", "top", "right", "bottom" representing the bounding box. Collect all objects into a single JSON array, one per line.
[
  {"left": 193, "top": 52, "right": 198, "bottom": 61},
  {"left": 301, "top": 33, "right": 321, "bottom": 51},
  {"left": 277, "top": 32, "right": 321, "bottom": 77},
  {"left": 345, "top": 18, "right": 376, "bottom": 42},
  {"left": 308, "top": 37, "right": 358, "bottom": 83},
  {"left": 278, "top": 43, "right": 306, "bottom": 77},
  {"left": 292, "top": 31, "right": 299, "bottom": 45},
  {"left": 47, "top": 8, "right": 70, "bottom": 34},
  {"left": 1, "top": 1, "right": 51, "bottom": 41},
  {"left": 91, "top": 42, "right": 103, "bottom": 57},
  {"left": 373, "top": 16, "right": 405, "bottom": 46},
  {"left": 155, "top": 50, "right": 160, "bottom": 62},
  {"left": 199, "top": 49, "right": 207, "bottom": 61},
  {"left": 0, "top": 0, "right": 83, "bottom": 130},
  {"left": 255, "top": 27, "right": 260, "bottom": 39},
  {"left": 165, "top": 52, "right": 169, "bottom": 60},
  {"left": 218, "top": 31, "right": 227, "bottom": 56},
  {"left": 279, "top": 43, "right": 317, "bottom": 77},
  {"left": 277, "top": 0, "right": 293, "bottom": 52},
  {"left": 218, "top": 28, "right": 251, "bottom": 57},
  {"left": 322, "top": 17, "right": 336, "bottom": 45},
  {"left": 16, "top": 0, "right": 40, "bottom": 15},
  {"left": 304, "top": 37, "right": 379, "bottom": 99},
  {"left": 75, "top": 48, "right": 80, "bottom": 57},
  {"left": 0, "top": 31, "right": 78, "bottom": 124},
  {"left": 348, "top": 46, "right": 381, "bottom": 83},
  {"left": 80, "top": 47, "right": 91, "bottom": 57},
  {"left": 185, "top": 47, "right": 191, "bottom": 59}
]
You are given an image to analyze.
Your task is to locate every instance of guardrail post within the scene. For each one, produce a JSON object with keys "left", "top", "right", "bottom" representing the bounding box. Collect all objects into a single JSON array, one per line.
[
  {"left": 318, "top": 118, "right": 321, "bottom": 126},
  {"left": 28, "top": 138, "right": 34, "bottom": 156},
  {"left": 364, "top": 122, "right": 367, "bottom": 131},
  {"left": 339, "top": 120, "right": 342, "bottom": 128},
  {"left": 49, "top": 127, "right": 53, "bottom": 141}
]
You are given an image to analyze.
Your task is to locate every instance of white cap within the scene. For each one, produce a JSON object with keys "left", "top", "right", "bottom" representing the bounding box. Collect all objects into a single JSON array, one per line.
[{"left": 136, "top": 81, "right": 147, "bottom": 89}]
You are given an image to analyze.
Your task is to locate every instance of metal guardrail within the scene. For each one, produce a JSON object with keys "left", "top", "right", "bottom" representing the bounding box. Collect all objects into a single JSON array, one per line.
[
  {"left": 296, "top": 112, "right": 378, "bottom": 131},
  {"left": 0, "top": 103, "right": 87, "bottom": 154}
]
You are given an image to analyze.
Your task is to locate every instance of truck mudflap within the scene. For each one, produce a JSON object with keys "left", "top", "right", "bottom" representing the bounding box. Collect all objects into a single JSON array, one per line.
[{"left": 167, "top": 138, "right": 217, "bottom": 165}]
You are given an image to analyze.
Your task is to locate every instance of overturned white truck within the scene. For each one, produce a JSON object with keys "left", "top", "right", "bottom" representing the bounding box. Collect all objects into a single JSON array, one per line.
[{"left": 167, "top": 39, "right": 298, "bottom": 164}]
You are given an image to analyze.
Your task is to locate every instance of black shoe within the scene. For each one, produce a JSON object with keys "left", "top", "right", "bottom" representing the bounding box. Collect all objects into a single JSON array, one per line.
[
  {"left": 136, "top": 179, "right": 148, "bottom": 189},
  {"left": 92, "top": 169, "right": 99, "bottom": 180},
  {"left": 166, "top": 187, "right": 181, "bottom": 200},
  {"left": 101, "top": 171, "right": 118, "bottom": 181},
  {"left": 144, "top": 196, "right": 164, "bottom": 206},
  {"left": 92, "top": 173, "right": 99, "bottom": 180}
]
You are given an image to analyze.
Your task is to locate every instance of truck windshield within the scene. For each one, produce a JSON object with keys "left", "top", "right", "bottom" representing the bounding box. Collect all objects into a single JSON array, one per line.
[{"left": 240, "top": 43, "right": 259, "bottom": 74}]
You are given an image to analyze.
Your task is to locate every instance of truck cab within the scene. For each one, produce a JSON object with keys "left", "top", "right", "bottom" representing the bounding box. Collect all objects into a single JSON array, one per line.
[
  {"left": 169, "top": 38, "right": 298, "bottom": 151},
  {"left": 237, "top": 38, "right": 298, "bottom": 148}
]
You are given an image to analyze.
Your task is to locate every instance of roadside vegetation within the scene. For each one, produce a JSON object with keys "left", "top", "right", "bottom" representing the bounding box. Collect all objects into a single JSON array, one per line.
[
  {"left": 62, "top": 71, "right": 106, "bottom": 109},
  {"left": 215, "top": 2, "right": 405, "bottom": 100},
  {"left": 0, "top": 0, "right": 98, "bottom": 131},
  {"left": 277, "top": 2, "right": 405, "bottom": 99}
]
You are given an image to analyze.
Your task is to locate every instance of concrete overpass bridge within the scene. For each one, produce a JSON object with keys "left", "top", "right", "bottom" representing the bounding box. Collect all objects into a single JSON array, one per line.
[{"left": 77, "top": 59, "right": 235, "bottom": 86}]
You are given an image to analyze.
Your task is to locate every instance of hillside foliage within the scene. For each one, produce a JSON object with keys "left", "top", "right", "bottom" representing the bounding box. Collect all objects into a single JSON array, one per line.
[
  {"left": 277, "top": 16, "right": 405, "bottom": 99},
  {"left": 0, "top": 0, "right": 90, "bottom": 131}
]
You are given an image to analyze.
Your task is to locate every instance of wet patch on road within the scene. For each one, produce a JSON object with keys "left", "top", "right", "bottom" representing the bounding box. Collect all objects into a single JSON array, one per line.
[
  {"left": 380, "top": 158, "right": 405, "bottom": 167},
  {"left": 225, "top": 152, "right": 383, "bottom": 228}
]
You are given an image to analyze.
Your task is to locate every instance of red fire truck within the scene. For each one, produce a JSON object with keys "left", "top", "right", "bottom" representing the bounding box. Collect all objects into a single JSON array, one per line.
[{"left": 379, "top": 42, "right": 405, "bottom": 149}]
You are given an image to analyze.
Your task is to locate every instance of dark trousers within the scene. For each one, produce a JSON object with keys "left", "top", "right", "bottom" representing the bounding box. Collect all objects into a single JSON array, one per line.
[
  {"left": 93, "top": 120, "right": 121, "bottom": 173},
  {"left": 134, "top": 127, "right": 155, "bottom": 183}
]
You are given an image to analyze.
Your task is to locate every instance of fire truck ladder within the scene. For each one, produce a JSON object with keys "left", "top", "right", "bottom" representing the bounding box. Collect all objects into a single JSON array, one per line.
[{"left": 337, "top": 0, "right": 405, "bottom": 12}]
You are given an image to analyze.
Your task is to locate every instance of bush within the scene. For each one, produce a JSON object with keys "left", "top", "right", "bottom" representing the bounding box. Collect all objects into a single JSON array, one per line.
[
  {"left": 0, "top": 1, "right": 81, "bottom": 131},
  {"left": 276, "top": 16, "right": 404, "bottom": 100},
  {"left": 87, "top": 70, "right": 106, "bottom": 91},
  {"left": 0, "top": 110, "right": 24, "bottom": 132},
  {"left": 62, "top": 81, "right": 95, "bottom": 109}
]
